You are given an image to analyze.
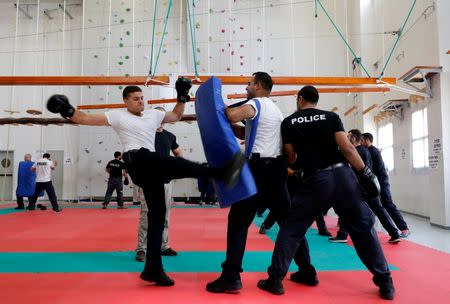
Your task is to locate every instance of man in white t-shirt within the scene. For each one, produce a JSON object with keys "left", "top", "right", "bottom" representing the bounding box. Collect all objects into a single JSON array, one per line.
[
  {"left": 46, "top": 78, "right": 246, "bottom": 287},
  {"left": 28, "top": 153, "right": 61, "bottom": 212},
  {"left": 206, "top": 72, "right": 291, "bottom": 293}
]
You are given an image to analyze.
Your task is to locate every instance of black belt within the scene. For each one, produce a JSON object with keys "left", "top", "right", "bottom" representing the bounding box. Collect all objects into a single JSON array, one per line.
[
  {"left": 321, "top": 162, "right": 346, "bottom": 171},
  {"left": 301, "top": 162, "right": 347, "bottom": 177}
]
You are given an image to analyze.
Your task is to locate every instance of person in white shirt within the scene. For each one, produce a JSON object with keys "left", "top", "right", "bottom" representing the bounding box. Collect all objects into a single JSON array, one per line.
[
  {"left": 28, "top": 153, "right": 61, "bottom": 212},
  {"left": 206, "top": 72, "right": 291, "bottom": 293},
  {"left": 46, "top": 78, "right": 246, "bottom": 287}
]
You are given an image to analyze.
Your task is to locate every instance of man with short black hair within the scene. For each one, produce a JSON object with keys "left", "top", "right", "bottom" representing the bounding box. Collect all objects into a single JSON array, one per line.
[
  {"left": 103, "top": 151, "right": 128, "bottom": 209},
  {"left": 46, "top": 79, "right": 245, "bottom": 287},
  {"left": 28, "top": 153, "right": 61, "bottom": 213},
  {"left": 258, "top": 86, "right": 395, "bottom": 300},
  {"left": 206, "top": 72, "right": 291, "bottom": 293},
  {"left": 362, "top": 132, "right": 410, "bottom": 238}
]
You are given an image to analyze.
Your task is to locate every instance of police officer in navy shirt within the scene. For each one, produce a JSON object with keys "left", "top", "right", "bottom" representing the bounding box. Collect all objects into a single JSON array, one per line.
[
  {"left": 362, "top": 132, "right": 410, "bottom": 238},
  {"left": 257, "top": 86, "right": 395, "bottom": 300},
  {"left": 330, "top": 129, "right": 401, "bottom": 244},
  {"left": 103, "top": 151, "right": 128, "bottom": 209}
]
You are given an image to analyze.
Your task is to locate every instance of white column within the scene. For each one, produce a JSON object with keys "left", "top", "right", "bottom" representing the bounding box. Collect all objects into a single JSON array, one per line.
[{"left": 431, "top": 0, "right": 450, "bottom": 227}]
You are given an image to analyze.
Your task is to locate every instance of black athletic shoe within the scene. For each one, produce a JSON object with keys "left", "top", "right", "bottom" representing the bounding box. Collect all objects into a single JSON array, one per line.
[
  {"left": 221, "top": 152, "right": 246, "bottom": 188},
  {"left": 140, "top": 271, "right": 174, "bottom": 286},
  {"left": 373, "top": 277, "right": 395, "bottom": 300},
  {"left": 161, "top": 248, "right": 178, "bottom": 256},
  {"left": 52, "top": 208, "right": 62, "bottom": 213},
  {"left": 102, "top": 204, "right": 107, "bottom": 209},
  {"left": 400, "top": 229, "right": 410, "bottom": 238},
  {"left": 133, "top": 201, "right": 142, "bottom": 205},
  {"left": 329, "top": 236, "right": 348, "bottom": 243},
  {"left": 259, "top": 224, "right": 267, "bottom": 235},
  {"left": 318, "top": 229, "right": 332, "bottom": 237},
  {"left": 290, "top": 271, "right": 319, "bottom": 286},
  {"left": 206, "top": 276, "right": 242, "bottom": 293},
  {"left": 388, "top": 235, "right": 401, "bottom": 244},
  {"left": 257, "top": 277, "right": 285, "bottom": 295},
  {"left": 26, "top": 206, "right": 35, "bottom": 211},
  {"left": 14, "top": 207, "right": 25, "bottom": 210}
]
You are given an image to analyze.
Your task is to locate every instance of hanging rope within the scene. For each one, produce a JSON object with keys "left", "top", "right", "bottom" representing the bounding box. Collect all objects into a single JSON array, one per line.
[
  {"left": 186, "top": 0, "right": 200, "bottom": 80},
  {"left": 315, "top": 0, "right": 371, "bottom": 78},
  {"left": 147, "top": 0, "right": 158, "bottom": 78},
  {"left": 378, "top": 0, "right": 417, "bottom": 80},
  {"left": 145, "top": 0, "right": 172, "bottom": 85},
  {"left": 314, "top": 0, "right": 318, "bottom": 17},
  {"left": 153, "top": 0, "right": 173, "bottom": 77}
]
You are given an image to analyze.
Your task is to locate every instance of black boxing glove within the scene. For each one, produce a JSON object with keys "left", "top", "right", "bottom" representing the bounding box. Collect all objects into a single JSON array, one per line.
[
  {"left": 175, "top": 77, "right": 192, "bottom": 103},
  {"left": 124, "top": 177, "right": 129, "bottom": 186},
  {"left": 47, "top": 94, "right": 75, "bottom": 119},
  {"left": 356, "top": 165, "right": 380, "bottom": 200}
]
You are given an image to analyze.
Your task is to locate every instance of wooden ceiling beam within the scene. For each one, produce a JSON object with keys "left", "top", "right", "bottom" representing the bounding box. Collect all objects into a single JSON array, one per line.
[{"left": 227, "top": 87, "right": 390, "bottom": 99}]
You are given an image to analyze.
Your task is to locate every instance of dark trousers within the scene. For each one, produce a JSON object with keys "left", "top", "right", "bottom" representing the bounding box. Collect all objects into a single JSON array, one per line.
[
  {"left": 269, "top": 166, "right": 391, "bottom": 284},
  {"left": 104, "top": 177, "right": 124, "bottom": 206},
  {"left": 315, "top": 213, "right": 327, "bottom": 231},
  {"left": 336, "top": 197, "right": 400, "bottom": 238},
  {"left": 124, "top": 148, "right": 219, "bottom": 274},
  {"left": 221, "top": 156, "right": 290, "bottom": 280},
  {"left": 17, "top": 196, "right": 34, "bottom": 208},
  {"left": 379, "top": 179, "right": 408, "bottom": 230},
  {"left": 261, "top": 175, "right": 329, "bottom": 235},
  {"left": 29, "top": 181, "right": 59, "bottom": 211}
]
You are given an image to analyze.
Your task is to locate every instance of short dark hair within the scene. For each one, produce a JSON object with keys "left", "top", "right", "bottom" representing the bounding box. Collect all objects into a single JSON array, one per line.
[
  {"left": 123, "top": 86, "right": 142, "bottom": 99},
  {"left": 114, "top": 151, "right": 121, "bottom": 158},
  {"left": 252, "top": 72, "right": 273, "bottom": 92},
  {"left": 362, "top": 132, "right": 374, "bottom": 143},
  {"left": 349, "top": 129, "right": 362, "bottom": 143},
  {"left": 43, "top": 153, "right": 50, "bottom": 158},
  {"left": 298, "top": 86, "right": 319, "bottom": 104}
]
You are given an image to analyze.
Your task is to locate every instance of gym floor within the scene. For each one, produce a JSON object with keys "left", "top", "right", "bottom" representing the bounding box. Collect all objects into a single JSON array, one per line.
[{"left": 0, "top": 203, "right": 449, "bottom": 303}]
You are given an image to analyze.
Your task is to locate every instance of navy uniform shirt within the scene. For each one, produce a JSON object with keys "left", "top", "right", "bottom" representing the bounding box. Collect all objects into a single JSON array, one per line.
[
  {"left": 155, "top": 129, "right": 179, "bottom": 183},
  {"left": 155, "top": 130, "right": 179, "bottom": 157},
  {"left": 281, "top": 108, "right": 346, "bottom": 171},
  {"left": 367, "top": 145, "right": 388, "bottom": 180},
  {"left": 356, "top": 145, "right": 372, "bottom": 169},
  {"left": 107, "top": 159, "right": 126, "bottom": 178}
]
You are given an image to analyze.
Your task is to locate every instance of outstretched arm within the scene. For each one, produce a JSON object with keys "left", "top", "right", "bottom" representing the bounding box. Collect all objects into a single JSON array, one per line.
[
  {"left": 70, "top": 111, "right": 110, "bottom": 126},
  {"left": 47, "top": 94, "right": 110, "bottom": 126}
]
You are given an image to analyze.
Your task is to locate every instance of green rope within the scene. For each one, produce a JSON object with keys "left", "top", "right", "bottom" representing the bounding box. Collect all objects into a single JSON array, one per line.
[
  {"left": 192, "top": 1, "right": 199, "bottom": 75},
  {"left": 314, "top": 0, "right": 318, "bottom": 17},
  {"left": 152, "top": 0, "right": 173, "bottom": 77},
  {"left": 379, "top": 0, "right": 417, "bottom": 79},
  {"left": 147, "top": 0, "right": 158, "bottom": 77},
  {"left": 186, "top": 0, "right": 199, "bottom": 78},
  {"left": 316, "top": 0, "right": 371, "bottom": 78}
]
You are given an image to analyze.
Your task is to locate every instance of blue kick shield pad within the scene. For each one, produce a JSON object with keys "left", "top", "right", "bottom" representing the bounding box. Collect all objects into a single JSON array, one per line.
[
  {"left": 195, "top": 76, "right": 257, "bottom": 207},
  {"left": 16, "top": 161, "right": 39, "bottom": 197}
]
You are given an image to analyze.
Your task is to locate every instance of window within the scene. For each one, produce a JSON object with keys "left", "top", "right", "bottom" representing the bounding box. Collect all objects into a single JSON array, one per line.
[
  {"left": 412, "top": 108, "right": 429, "bottom": 168},
  {"left": 378, "top": 123, "right": 394, "bottom": 171}
]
